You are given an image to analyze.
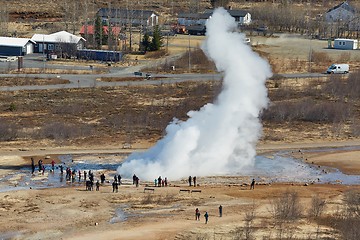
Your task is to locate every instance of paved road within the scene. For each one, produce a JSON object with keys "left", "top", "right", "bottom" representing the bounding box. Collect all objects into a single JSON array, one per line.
[
  {"left": 0, "top": 71, "right": 329, "bottom": 92},
  {"left": 0, "top": 52, "right": 329, "bottom": 92},
  {"left": 0, "top": 72, "right": 223, "bottom": 91}
]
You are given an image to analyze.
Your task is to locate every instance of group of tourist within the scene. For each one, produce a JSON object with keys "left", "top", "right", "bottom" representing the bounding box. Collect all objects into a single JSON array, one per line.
[
  {"left": 31, "top": 158, "right": 45, "bottom": 175},
  {"left": 188, "top": 176, "right": 197, "bottom": 186},
  {"left": 155, "top": 176, "right": 168, "bottom": 187},
  {"left": 195, "top": 205, "right": 222, "bottom": 224},
  {"left": 112, "top": 174, "right": 122, "bottom": 192},
  {"left": 132, "top": 174, "right": 139, "bottom": 187}
]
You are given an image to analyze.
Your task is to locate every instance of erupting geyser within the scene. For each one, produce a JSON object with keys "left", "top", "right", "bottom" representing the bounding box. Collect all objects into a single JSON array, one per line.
[{"left": 117, "top": 8, "right": 272, "bottom": 180}]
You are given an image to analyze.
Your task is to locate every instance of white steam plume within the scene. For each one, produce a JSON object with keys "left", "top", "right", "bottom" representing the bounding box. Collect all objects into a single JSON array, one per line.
[{"left": 117, "top": 8, "right": 272, "bottom": 180}]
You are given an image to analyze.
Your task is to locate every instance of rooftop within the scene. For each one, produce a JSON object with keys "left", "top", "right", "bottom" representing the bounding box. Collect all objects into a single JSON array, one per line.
[{"left": 0, "top": 37, "right": 35, "bottom": 47}]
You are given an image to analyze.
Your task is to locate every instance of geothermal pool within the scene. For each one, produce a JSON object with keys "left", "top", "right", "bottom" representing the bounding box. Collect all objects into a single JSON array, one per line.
[{"left": 1, "top": 147, "right": 360, "bottom": 192}]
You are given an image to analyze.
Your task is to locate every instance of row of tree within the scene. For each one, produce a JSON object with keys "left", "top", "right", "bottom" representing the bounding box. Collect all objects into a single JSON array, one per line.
[
  {"left": 92, "top": 15, "right": 163, "bottom": 52},
  {"left": 250, "top": 3, "right": 360, "bottom": 39}
]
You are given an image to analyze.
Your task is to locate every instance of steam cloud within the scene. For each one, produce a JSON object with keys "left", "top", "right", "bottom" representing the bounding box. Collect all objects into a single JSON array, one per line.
[{"left": 117, "top": 8, "right": 272, "bottom": 180}]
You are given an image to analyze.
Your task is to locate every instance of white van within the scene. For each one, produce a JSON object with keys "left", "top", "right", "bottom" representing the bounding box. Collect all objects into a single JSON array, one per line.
[{"left": 326, "top": 64, "right": 349, "bottom": 74}]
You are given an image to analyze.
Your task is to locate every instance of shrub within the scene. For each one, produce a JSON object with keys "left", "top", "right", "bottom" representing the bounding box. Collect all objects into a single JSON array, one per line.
[
  {"left": 308, "top": 195, "right": 326, "bottom": 218},
  {"left": 52, "top": 104, "right": 85, "bottom": 115},
  {"left": 331, "top": 190, "right": 360, "bottom": 240},
  {"left": 141, "top": 194, "right": 155, "bottom": 204},
  {"left": 346, "top": 70, "right": 360, "bottom": 100},
  {"left": 0, "top": 120, "right": 18, "bottom": 141},
  {"left": 41, "top": 122, "right": 93, "bottom": 140},
  {"left": 271, "top": 190, "right": 302, "bottom": 221},
  {"left": 337, "top": 52, "right": 351, "bottom": 62},
  {"left": 343, "top": 190, "right": 360, "bottom": 218},
  {"left": 8, "top": 103, "right": 16, "bottom": 112},
  {"left": 262, "top": 100, "right": 351, "bottom": 123},
  {"left": 310, "top": 51, "right": 331, "bottom": 64},
  {"left": 144, "top": 49, "right": 167, "bottom": 59}
]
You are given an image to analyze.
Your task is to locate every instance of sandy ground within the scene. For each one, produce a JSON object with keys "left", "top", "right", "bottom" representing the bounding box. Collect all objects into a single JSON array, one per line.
[{"left": 0, "top": 140, "right": 359, "bottom": 239}]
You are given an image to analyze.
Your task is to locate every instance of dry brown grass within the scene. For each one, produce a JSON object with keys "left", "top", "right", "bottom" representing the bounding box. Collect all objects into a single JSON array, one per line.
[{"left": 0, "top": 77, "right": 69, "bottom": 87}]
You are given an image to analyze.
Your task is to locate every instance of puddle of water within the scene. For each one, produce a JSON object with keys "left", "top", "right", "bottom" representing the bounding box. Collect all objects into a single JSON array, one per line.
[
  {"left": 239, "top": 152, "right": 360, "bottom": 184},
  {"left": 0, "top": 153, "right": 127, "bottom": 192},
  {"left": 109, "top": 205, "right": 177, "bottom": 224},
  {"left": 1, "top": 148, "right": 360, "bottom": 193},
  {"left": 110, "top": 207, "right": 129, "bottom": 223},
  {"left": 0, "top": 231, "right": 23, "bottom": 239}
]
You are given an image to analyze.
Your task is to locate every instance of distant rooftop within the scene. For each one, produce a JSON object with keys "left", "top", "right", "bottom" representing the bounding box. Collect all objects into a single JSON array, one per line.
[
  {"left": 0, "top": 37, "right": 35, "bottom": 47},
  {"left": 31, "top": 31, "right": 85, "bottom": 44},
  {"left": 97, "top": 8, "right": 158, "bottom": 19}
]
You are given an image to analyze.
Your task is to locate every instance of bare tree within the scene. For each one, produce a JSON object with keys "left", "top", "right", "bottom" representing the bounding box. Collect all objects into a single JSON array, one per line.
[
  {"left": 244, "top": 202, "right": 257, "bottom": 240},
  {"left": 308, "top": 195, "right": 326, "bottom": 218}
]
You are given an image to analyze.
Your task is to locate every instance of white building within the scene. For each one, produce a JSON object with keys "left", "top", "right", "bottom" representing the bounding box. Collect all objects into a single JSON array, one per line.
[
  {"left": 31, "top": 31, "right": 86, "bottom": 54},
  {"left": 334, "top": 38, "right": 358, "bottom": 50},
  {"left": 97, "top": 8, "right": 159, "bottom": 27},
  {"left": 204, "top": 9, "right": 252, "bottom": 26},
  {"left": 0, "top": 37, "right": 35, "bottom": 56},
  {"left": 325, "top": 1, "right": 356, "bottom": 23},
  {"left": 177, "top": 9, "right": 251, "bottom": 27}
]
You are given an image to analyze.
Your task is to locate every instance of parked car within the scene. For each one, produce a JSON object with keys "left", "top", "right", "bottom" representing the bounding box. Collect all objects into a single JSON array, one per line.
[
  {"left": 326, "top": 64, "right": 349, "bottom": 74},
  {"left": 0, "top": 56, "right": 8, "bottom": 62},
  {"left": 0, "top": 56, "right": 16, "bottom": 62}
]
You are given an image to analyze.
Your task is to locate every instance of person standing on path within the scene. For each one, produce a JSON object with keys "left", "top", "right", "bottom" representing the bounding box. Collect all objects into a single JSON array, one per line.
[
  {"left": 250, "top": 179, "right": 255, "bottom": 190},
  {"left": 51, "top": 160, "right": 55, "bottom": 171},
  {"left": 96, "top": 180, "right": 100, "bottom": 191},
  {"left": 195, "top": 208, "right": 200, "bottom": 221},
  {"left": 204, "top": 212, "right": 209, "bottom": 224},
  {"left": 38, "top": 159, "right": 42, "bottom": 172},
  {"left": 188, "top": 176, "right": 192, "bottom": 186},
  {"left": 112, "top": 180, "right": 117, "bottom": 193},
  {"left": 193, "top": 176, "right": 197, "bottom": 187},
  {"left": 219, "top": 205, "right": 222, "bottom": 217},
  {"left": 31, "top": 158, "right": 35, "bottom": 175},
  {"left": 117, "top": 175, "right": 121, "bottom": 186}
]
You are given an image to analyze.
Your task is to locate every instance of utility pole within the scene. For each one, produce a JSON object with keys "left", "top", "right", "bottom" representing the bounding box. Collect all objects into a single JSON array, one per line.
[
  {"left": 0, "top": 1, "right": 9, "bottom": 36},
  {"left": 139, "top": 0, "right": 143, "bottom": 51},
  {"left": 188, "top": 34, "right": 191, "bottom": 73}
]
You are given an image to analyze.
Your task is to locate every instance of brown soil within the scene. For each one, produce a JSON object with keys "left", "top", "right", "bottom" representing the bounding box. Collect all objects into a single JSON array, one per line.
[{"left": 0, "top": 148, "right": 359, "bottom": 240}]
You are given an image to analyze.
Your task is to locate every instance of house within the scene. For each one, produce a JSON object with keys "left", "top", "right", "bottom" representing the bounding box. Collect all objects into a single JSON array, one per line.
[
  {"left": 334, "top": 38, "right": 358, "bottom": 50},
  {"left": 79, "top": 25, "right": 122, "bottom": 45},
  {"left": 325, "top": 1, "right": 356, "bottom": 23},
  {"left": 204, "top": 9, "right": 252, "bottom": 25},
  {"left": 96, "top": 8, "right": 159, "bottom": 28},
  {"left": 79, "top": 25, "right": 121, "bottom": 38},
  {"left": 0, "top": 37, "right": 35, "bottom": 56},
  {"left": 177, "top": 13, "right": 209, "bottom": 26},
  {"left": 177, "top": 9, "right": 251, "bottom": 28},
  {"left": 31, "top": 31, "right": 86, "bottom": 56}
]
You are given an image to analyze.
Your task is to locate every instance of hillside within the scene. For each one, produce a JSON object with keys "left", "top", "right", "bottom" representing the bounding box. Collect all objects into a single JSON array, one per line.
[{"left": 1, "top": 0, "right": 354, "bottom": 37}]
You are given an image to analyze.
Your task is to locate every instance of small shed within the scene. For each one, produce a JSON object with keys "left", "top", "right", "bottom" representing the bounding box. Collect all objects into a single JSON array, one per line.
[
  {"left": 334, "top": 38, "right": 358, "bottom": 50},
  {"left": 0, "top": 37, "right": 36, "bottom": 56}
]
